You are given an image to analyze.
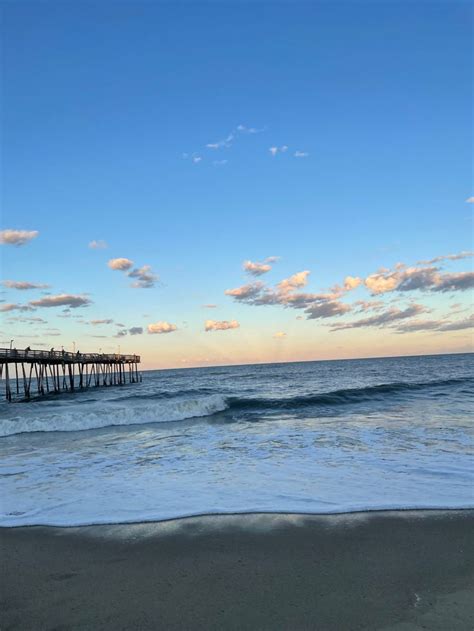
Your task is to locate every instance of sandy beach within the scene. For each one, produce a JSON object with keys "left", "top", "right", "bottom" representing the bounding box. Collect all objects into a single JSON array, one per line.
[{"left": 1, "top": 510, "right": 473, "bottom": 630}]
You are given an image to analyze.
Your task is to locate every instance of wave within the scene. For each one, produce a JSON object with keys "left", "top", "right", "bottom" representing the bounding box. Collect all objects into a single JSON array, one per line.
[
  {"left": 1, "top": 376, "right": 471, "bottom": 437},
  {"left": 227, "top": 377, "right": 474, "bottom": 411},
  {"left": 0, "top": 394, "right": 229, "bottom": 437}
]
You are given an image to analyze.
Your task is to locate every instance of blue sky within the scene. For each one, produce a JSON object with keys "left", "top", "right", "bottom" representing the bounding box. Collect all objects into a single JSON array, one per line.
[{"left": 2, "top": 2, "right": 473, "bottom": 368}]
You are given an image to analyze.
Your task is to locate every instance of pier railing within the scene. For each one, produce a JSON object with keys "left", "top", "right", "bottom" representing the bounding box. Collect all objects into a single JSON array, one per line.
[{"left": 0, "top": 348, "right": 140, "bottom": 364}]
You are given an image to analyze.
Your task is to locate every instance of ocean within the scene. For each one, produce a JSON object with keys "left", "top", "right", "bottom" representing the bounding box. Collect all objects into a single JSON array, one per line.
[{"left": 1, "top": 353, "right": 473, "bottom": 527}]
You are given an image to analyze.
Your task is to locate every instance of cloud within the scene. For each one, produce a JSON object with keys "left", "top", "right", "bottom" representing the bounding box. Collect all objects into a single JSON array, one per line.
[
  {"left": 192, "top": 156, "right": 202, "bottom": 163},
  {"left": 354, "top": 300, "right": 385, "bottom": 313},
  {"left": 305, "top": 301, "right": 352, "bottom": 320},
  {"left": 0, "top": 229, "right": 39, "bottom": 246},
  {"left": 431, "top": 272, "right": 474, "bottom": 292},
  {"left": 115, "top": 330, "right": 127, "bottom": 338},
  {"left": 236, "top": 124, "right": 265, "bottom": 134},
  {"left": 365, "top": 259, "right": 474, "bottom": 295},
  {"left": 5, "top": 316, "right": 47, "bottom": 323},
  {"left": 128, "top": 265, "right": 158, "bottom": 288},
  {"left": 0, "top": 303, "right": 35, "bottom": 312},
  {"left": 202, "top": 304, "right": 217, "bottom": 308},
  {"left": 331, "top": 304, "right": 428, "bottom": 331},
  {"left": 129, "top": 327, "right": 143, "bottom": 335},
  {"left": 395, "top": 314, "right": 474, "bottom": 333},
  {"left": 417, "top": 251, "right": 473, "bottom": 265},
  {"left": 147, "top": 321, "right": 177, "bottom": 334},
  {"left": 225, "top": 281, "right": 265, "bottom": 300},
  {"left": 273, "top": 331, "right": 286, "bottom": 339},
  {"left": 269, "top": 146, "right": 288, "bottom": 156},
  {"left": 89, "top": 240, "right": 107, "bottom": 249},
  {"left": 243, "top": 260, "right": 272, "bottom": 276},
  {"left": 2, "top": 280, "right": 50, "bottom": 290},
  {"left": 90, "top": 319, "right": 113, "bottom": 325},
  {"left": 466, "top": 197, "right": 474, "bottom": 203},
  {"left": 108, "top": 258, "right": 134, "bottom": 271},
  {"left": 213, "top": 160, "right": 228, "bottom": 166},
  {"left": 29, "top": 294, "right": 92, "bottom": 309},
  {"left": 343, "top": 276, "right": 362, "bottom": 291},
  {"left": 205, "top": 319, "right": 240, "bottom": 331},
  {"left": 206, "top": 133, "right": 234, "bottom": 150},
  {"left": 278, "top": 271, "right": 310, "bottom": 292},
  {"left": 294, "top": 151, "right": 309, "bottom": 158}
]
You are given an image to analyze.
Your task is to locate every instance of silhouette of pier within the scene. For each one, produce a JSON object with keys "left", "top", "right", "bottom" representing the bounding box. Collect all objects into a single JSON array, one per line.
[{"left": 0, "top": 348, "right": 141, "bottom": 401}]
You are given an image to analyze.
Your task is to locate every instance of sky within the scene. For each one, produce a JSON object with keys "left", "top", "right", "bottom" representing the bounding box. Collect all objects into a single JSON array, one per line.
[{"left": 1, "top": 1, "right": 473, "bottom": 369}]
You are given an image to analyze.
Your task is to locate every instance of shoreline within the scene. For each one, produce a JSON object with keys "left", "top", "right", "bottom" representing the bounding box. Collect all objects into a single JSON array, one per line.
[
  {"left": 2, "top": 505, "right": 474, "bottom": 530},
  {"left": 2, "top": 509, "right": 473, "bottom": 630}
]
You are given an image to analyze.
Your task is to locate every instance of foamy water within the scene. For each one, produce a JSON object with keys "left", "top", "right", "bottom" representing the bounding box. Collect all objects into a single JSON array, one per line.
[{"left": 1, "top": 354, "right": 473, "bottom": 526}]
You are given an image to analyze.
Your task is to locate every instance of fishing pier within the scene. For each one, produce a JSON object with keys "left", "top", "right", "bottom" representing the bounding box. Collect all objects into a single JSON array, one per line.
[{"left": 0, "top": 348, "right": 141, "bottom": 401}]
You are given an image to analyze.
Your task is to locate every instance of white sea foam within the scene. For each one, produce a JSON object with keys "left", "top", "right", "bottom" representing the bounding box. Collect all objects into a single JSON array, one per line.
[{"left": 0, "top": 394, "right": 229, "bottom": 437}]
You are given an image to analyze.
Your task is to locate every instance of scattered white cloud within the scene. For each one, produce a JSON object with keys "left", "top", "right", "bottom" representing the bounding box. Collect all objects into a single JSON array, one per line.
[
  {"left": 193, "top": 156, "right": 202, "bottom": 163},
  {"left": 0, "top": 229, "right": 39, "bottom": 246},
  {"left": 2, "top": 280, "right": 50, "bottom": 290},
  {"left": 205, "top": 319, "right": 240, "bottom": 332},
  {"left": 202, "top": 304, "right": 218, "bottom": 308},
  {"left": 89, "top": 240, "right": 107, "bottom": 249},
  {"left": 147, "top": 321, "right": 177, "bottom": 334},
  {"left": 237, "top": 124, "right": 266, "bottom": 134},
  {"left": 213, "top": 160, "right": 228, "bottom": 166},
  {"left": 29, "top": 294, "right": 92, "bottom": 309},
  {"left": 269, "top": 146, "right": 288, "bottom": 156},
  {"left": 465, "top": 197, "right": 474, "bottom": 203},
  {"left": 294, "top": 151, "right": 309, "bottom": 158},
  {"left": 273, "top": 331, "right": 286, "bottom": 339},
  {"left": 108, "top": 258, "right": 134, "bottom": 271}
]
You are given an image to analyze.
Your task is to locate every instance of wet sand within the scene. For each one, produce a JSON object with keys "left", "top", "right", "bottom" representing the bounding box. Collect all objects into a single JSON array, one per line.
[{"left": 1, "top": 510, "right": 473, "bottom": 630}]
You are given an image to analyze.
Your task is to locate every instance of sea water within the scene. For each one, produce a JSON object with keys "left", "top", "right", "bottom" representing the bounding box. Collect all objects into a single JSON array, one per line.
[{"left": 0, "top": 353, "right": 473, "bottom": 526}]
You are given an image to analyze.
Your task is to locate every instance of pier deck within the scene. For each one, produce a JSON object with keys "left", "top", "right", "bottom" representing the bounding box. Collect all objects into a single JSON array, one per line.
[{"left": 0, "top": 348, "right": 141, "bottom": 401}]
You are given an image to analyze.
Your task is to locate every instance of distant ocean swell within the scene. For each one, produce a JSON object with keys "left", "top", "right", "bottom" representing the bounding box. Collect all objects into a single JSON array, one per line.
[{"left": 0, "top": 376, "right": 472, "bottom": 438}]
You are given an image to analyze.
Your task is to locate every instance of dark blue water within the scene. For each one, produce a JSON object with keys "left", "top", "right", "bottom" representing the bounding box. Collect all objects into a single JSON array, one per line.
[{"left": 1, "top": 353, "right": 473, "bottom": 525}]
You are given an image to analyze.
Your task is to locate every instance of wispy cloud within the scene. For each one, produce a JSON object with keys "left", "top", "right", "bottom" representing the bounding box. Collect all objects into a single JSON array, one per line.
[
  {"left": 237, "top": 124, "right": 266, "bottom": 134},
  {"left": 466, "top": 197, "right": 474, "bottom": 203},
  {"left": 90, "top": 319, "right": 113, "bottom": 325},
  {"left": 330, "top": 304, "right": 428, "bottom": 331},
  {"left": 213, "top": 160, "right": 228, "bottom": 166},
  {"left": 108, "top": 258, "right": 134, "bottom": 271},
  {"left": 202, "top": 304, "right": 218, "bottom": 308},
  {"left": 205, "top": 319, "right": 240, "bottom": 332},
  {"left": 306, "top": 301, "right": 351, "bottom": 320},
  {"left": 128, "top": 265, "right": 158, "bottom": 288},
  {"left": 2, "top": 280, "right": 50, "bottom": 290},
  {"left": 269, "top": 146, "right": 288, "bottom": 156},
  {"left": 0, "top": 303, "right": 35, "bottom": 313},
  {"left": 89, "top": 240, "right": 108, "bottom": 249},
  {"left": 30, "top": 294, "right": 92, "bottom": 309},
  {"left": 294, "top": 151, "right": 309, "bottom": 158},
  {"left": 0, "top": 229, "right": 39, "bottom": 246},
  {"left": 395, "top": 314, "right": 474, "bottom": 333},
  {"left": 273, "top": 331, "right": 286, "bottom": 339},
  {"left": 417, "top": 250, "right": 473, "bottom": 265},
  {"left": 243, "top": 260, "right": 272, "bottom": 276},
  {"left": 147, "top": 321, "right": 177, "bottom": 334}
]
